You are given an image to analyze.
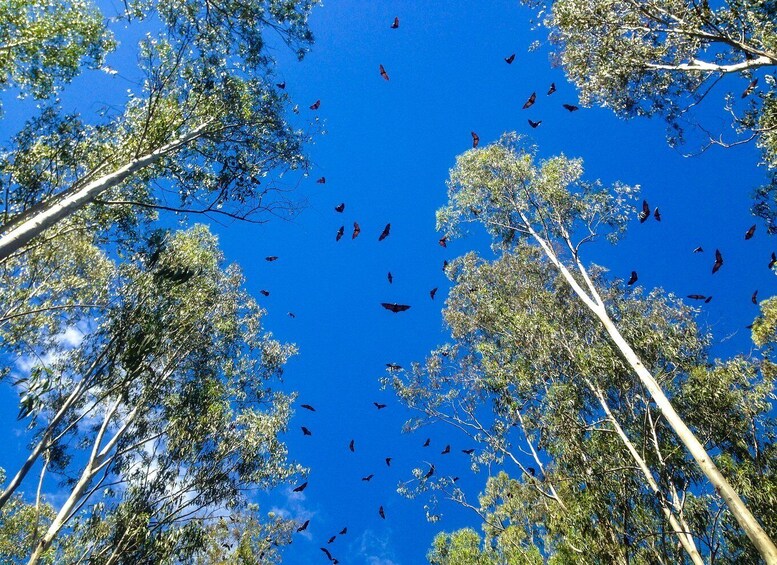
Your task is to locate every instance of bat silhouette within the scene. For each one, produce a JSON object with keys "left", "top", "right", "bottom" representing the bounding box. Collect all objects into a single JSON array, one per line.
[
  {"left": 362, "top": 474, "right": 374, "bottom": 481},
  {"left": 386, "top": 363, "right": 402, "bottom": 370},
  {"left": 638, "top": 200, "right": 650, "bottom": 223},
  {"left": 712, "top": 249, "right": 723, "bottom": 274},
  {"left": 441, "top": 445, "right": 451, "bottom": 455},
  {"left": 352, "top": 222, "right": 361, "bottom": 239},
  {"left": 287, "top": 312, "right": 296, "bottom": 318},
  {"left": 391, "top": 16, "right": 399, "bottom": 28},
  {"left": 317, "top": 176, "right": 326, "bottom": 184},
  {"left": 745, "top": 224, "right": 756, "bottom": 240},
  {"left": 297, "top": 519, "right": 309, "bottom": 532},
  {"left": 471, "top": 131, "right": 479, "bottom": 148},
  {"left": 528, "top": 119, "right": 541, "bottom": 128},
  {"left": 260, "top": 290, "right": 270, "bottom": 296},
  {"left": 770, "top": 252, "right": 777, "bottom": 269},
  {"left": 705, "top": 296, "right": 713, "bottom": 303},
  {"left": 547, "top": 82, "right": 556, "bottom": 95},
  {"left": 379, "top": 64, "right": 389, "bottom": 81},
  {"left": 276, "top": 82, "right": 286, "bottom": 89},
  {"left": 349, "top": 439, "right": 355, "bottom": 452},
  {"left": 335, "top": 203, "right": 345, "bottom": 213},
  {"left": 374, "top": 402, "right": 387, "bottom": 409},
  {"left": 379, "top": 223, "right": 391, "bottom": 241},
  {"left": 693, "top": 246, "right": 704, "bottom": 253},
  {"left": 430, "top": 287, "right": 438, "bottom": 299},
  {"left": 387, "top": 272, "right": 393, "bottom": 284},
  {"left": 310, "top": 99, "right": 320, "bottom": 110},
  {"left": 301, "top": 404, "right": 316, "bottom": 411},
  {"left": 327, "top": 535, "right": 336, "bottom": 544},
  {"left": 381, "top": 303, "right": 410, "bottom": 313},
  {"left": 293, "top": 482, "right": 307, "bottom": 492},
  {"left": 627, "top": 271, "right": 638, "bottom": 285},
  {"left": 424, "top": 464, "right": 435, "bottom": 479},
  {"left": 687, "top": 294, "right": 707, "bottom": 300},
  {"left": 301, "top": 427, "right": 312, "bottom": 436},
  {"left": 563, "top": 103, "right": 579, "bottom": 111},
  {"left": 462, "top": 449, "right": 475, "bottom": 455},
  {"left": 339, "top": 527, "right": 347, "bottom": 535},
  {"left": 439, "top": 236, "right": 447, "bottom": 248},
  {"left": 504, "top": 53, "right": 515, "bottom": 64},
  {"left": 522, "top": 92, "right": 536, "bottom": 109},
  {"left": 653, "top": 207, "right": 661, "bottom": 221},
  {"left": 752, "top": 290, "right": 759, "bottom": 304},
  {"left": 423, "top": 438, "right": 430, "bottom": 447},
  {"left": 265, "top": 256, "right": 279, "bottom": 262},
  {"left": 379, "top": 506, "right": 385, "bottom": 519},
  {"left": 742, "top": 78, "right": 758, "bottom": 98},
  {"left": 336, "top": 226, "right": 344, "bottom": 241},
  {"left": 321, "top": 547, "right": 333, "bottom": 560},
  {"left": 385, "top": 457, "right": 392, "bottom": 466}
]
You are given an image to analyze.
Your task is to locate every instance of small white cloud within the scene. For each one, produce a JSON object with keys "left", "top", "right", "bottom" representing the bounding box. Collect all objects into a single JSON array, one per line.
[{"left": 349, "top": 529, "right": 399, "bottom": 565}]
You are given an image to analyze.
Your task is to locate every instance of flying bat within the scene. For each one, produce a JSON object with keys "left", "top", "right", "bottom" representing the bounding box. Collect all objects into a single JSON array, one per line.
[
  {"left": 260, "top": 290, "right": 270, "bottom": 296},
  {"left": 317, "top": 176, "right": 326, "bottom": 184},
  {"left": 770, "top": 252, "right": 777, "bottom": 269},
  {"left": 742, "top": 78, "right": 758, "bottom": 98},
  {"left": 379, "top": 223, "right": 391, "bottom": 241},
  {"left": 297, "top": 519, "right": 309, "bottom": 532},
  {"left": 462, "top": 448, "right": 475, "bottom": 455},
  {"left": 386, "top": 363, "right": 402, "bottom": 370},
  {"left": 424, "top": 464, "right": 435, "bottom": 479},
  {"left": 335, "top": 203, "right": 345, "bottom": 213},
  {"left": 301, "top": 426, "right": 312, "bottom": 436},
  {"left": 712, "top": 249, "right": 723, "bottom": 274},
  {"left": 752, "top": 290, "right": 759, "bottom": 304},
  {"left": 522, "top": 92, "right": 536, "bottom": 109},
  {"left": 423, "top": 438, "right": 430, "bottom": 447},
  {"left": 563, "top": 103, "right": 579, "bottom": 111},
  {"left": 653, "top": 207, "right": 661, "bottom": 221},
  {"left": 327, "top": 535, "right": 336, "bottom": 544},
  {"left": 471, "top": 131, "right": 479, "bottom": 148},
  {"left": 745, "top": 224, "right": 756, "bottom": 240},
  {"left": 349, "top": 439, "right": 355, "bottom": 452},
  {"left": 362, "top": 474, "right": 374, "bottom": 481},
  {"left": 547, "top": 82, "right": 556, "bottom": 95},
  {"left": 705, "top": 296, "right": 713, "bottom": 303},
  {"left": 301, "top": 404, "right": 316, "bottom": 411},
  {"left": 528, "top": 119, "right": 541, "bottom": 128},
  {"left": 638, "top": 200, "right": 650, "bottom": 223},
  {"left": 293, "top": 482, "right": 307, "bottom": 492},
  {"left": 387, "top": 272, "right": 393, "bottom": 284},
  {"left": 335, "top": 226, "right": 344, "bottom": 241},
  {"left": 441, "top": 445, "right": 451, "bottom": 455},
  {"left": 321, "top": 547, "right": 333, "bottom": 560},
  {"left": 687, "top": 294, "right": 707, "bottom": 300},
  {"left": 627, "top": 271, "right": 638, "bottom": 285},
  {"left": 374, "top": 402, "right": 387, "bottom": 409},
  {"left": 385, "top": 457, "right": 392, "bottom": 466},
  {"left": 379, "top": 506, "right": 385, "bottom": 519},
  {"left": 504, "top": 53, "right": 515, "bottom": 64},
  {"left": 309, "top": 99, "right": 320, "bottom": 110},
  {"left": 693, "top": 246, "right": 704, "bottom": 253},
  {"left": 339, "top": 527, "right": 348, "bottom": 535},
  {"left": 381, "top": 302, "right": 410, "bottom": 312},
  {"left": 276, "top": 81, "right": 286, "bottom": 89},
  {"left": 439, "top": 236, "right": 447, "bottom": 247},
  {"left": 352, "top": 222, "right": 361, "bottom": 239},
  {"left": 379, "top": 64, "right": 389, "bottom": 81},
  {"left": 265, "top": 256, "right": 279, "bottom": 261},
  {"left": 391, "top": 16, "right": 399, "bottom": 28},
  {"left": 430, "top": 287, "right": 438, "bottom": 300}
]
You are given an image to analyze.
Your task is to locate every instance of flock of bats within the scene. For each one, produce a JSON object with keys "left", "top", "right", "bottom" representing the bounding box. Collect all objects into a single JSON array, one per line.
[{"left": 254, "top": 14, "right": 767, "bottom": 564}]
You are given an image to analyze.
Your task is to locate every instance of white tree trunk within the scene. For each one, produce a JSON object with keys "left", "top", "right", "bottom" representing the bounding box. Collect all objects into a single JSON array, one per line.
[{"left": 0, "top": 121, "right": 212, "bottom": 262}]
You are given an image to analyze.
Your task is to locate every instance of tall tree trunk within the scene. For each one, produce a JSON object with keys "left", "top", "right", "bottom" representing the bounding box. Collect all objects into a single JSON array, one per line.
[
  {"left": 520, "top": 214, "right": 777, "bottom": 563},
  {"left": 0, "top": 121, "right": 212, "bottom": 262}
]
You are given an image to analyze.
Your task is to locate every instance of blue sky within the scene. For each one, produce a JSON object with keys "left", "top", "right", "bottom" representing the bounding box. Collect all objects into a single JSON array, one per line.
[{"left": 1, "top": 1, "right": 774, "bottom": 564}]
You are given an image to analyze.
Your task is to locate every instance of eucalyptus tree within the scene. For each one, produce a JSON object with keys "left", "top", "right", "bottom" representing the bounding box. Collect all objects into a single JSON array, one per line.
[
  {"left": 533, "top": 0, "right": 777, "bottom": 225},
  {"left": 0, "top": 226, "right": 302, "bottom": 563},
  {"left": 393, "top": 134, "right": 776, "bottom": 562},
  {"left": 0, "top": 0, "right": 113, "bottom": 106},
  {"left": 0, "top": 0, "right": 318, "bottom": 261}
]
